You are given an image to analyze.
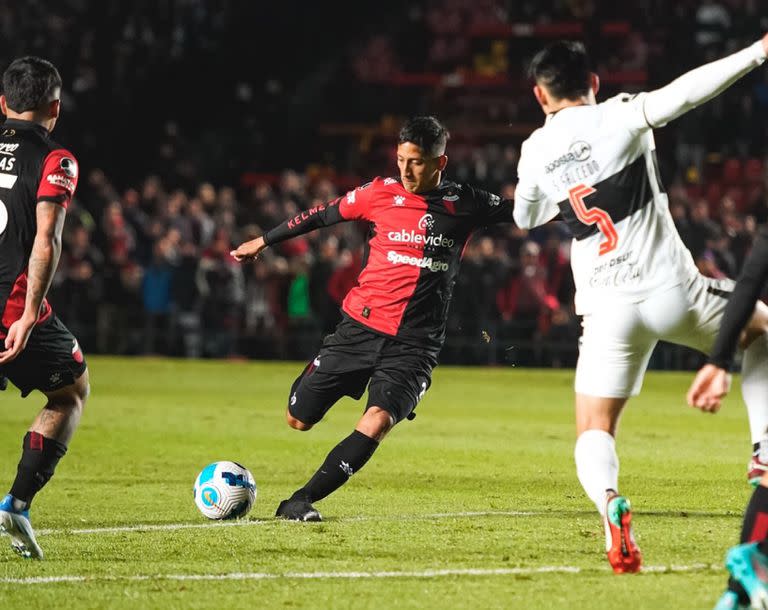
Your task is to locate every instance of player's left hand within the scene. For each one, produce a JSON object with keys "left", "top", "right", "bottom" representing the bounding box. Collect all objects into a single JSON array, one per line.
[
  {"left": 0, "top": 315, "right": 36, "bottom": 365},
  {"left": 231, "top": 236, "right": 267, "bottom": 262},
  {"left": 686, "top": 363, "right": 731, "bottom": 413}
]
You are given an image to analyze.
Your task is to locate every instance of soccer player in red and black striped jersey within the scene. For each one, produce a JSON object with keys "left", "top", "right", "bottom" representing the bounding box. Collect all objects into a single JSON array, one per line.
[
  {"left": 232, "top": 116, "right": 515, "bottom": 521},
  {"left": 0, "top": 57, "right": 89, "bottom": 559}
]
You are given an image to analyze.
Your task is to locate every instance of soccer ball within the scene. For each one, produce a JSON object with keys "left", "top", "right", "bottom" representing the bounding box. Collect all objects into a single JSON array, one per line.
[{"left": 193, "top": 461, "right": 257, "bottom": 520}]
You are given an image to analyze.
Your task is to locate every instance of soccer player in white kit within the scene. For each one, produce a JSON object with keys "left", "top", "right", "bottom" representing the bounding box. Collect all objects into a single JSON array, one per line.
[{"left": 514, "top": 36, "right": 768, "bottom": 574}]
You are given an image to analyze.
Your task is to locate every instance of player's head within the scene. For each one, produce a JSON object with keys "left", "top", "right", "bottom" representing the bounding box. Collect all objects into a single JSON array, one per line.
[
  {"left": 397, "top": 116, "right": 449, "bottom": 194},
  {"left": 1, "top": 56, "right": 62, "bottom": 130},
  {"left": 528, "top": 41, "right": 599, "bottom": 114}
]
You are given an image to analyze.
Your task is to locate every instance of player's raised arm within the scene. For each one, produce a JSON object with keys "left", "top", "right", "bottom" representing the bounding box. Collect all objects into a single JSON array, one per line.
[
  {"left": 231, "top": 184, "right": 373, "bottom": 262},
  {"left": 643, "top": 34, "right": 768, "bottom": 129}
]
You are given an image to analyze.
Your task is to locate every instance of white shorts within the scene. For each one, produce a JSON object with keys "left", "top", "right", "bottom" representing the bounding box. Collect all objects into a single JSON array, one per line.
[{"left": 575, "top": 274, "right": 735, "bottom": 398}]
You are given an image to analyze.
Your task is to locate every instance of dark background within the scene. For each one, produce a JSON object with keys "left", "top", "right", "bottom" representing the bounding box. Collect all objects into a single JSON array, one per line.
[{"left": 2, "top": 0, "right": 766, "bottom": 366}]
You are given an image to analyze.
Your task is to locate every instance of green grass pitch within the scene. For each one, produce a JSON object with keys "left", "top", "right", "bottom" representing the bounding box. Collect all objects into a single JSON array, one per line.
[{"left": 0, "top": 357, "right": 754, "bottom": 608}]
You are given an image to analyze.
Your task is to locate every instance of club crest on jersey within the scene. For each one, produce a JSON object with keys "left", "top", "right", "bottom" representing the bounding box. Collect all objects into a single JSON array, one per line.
[
  {"left": 393, "top": 195, "right": 405, "bottom": 206},
  {"left": 60, "top": 157, "right": 78, "bottom": 178},
  {"left": 418, "top": 213, "right": 435, "bottom": 231},
  {"left": 488, "top": 194, "right": 501, "bottom": 206},
  {"left": 346, "top": 190, "right": 356, "bottom": 204}
]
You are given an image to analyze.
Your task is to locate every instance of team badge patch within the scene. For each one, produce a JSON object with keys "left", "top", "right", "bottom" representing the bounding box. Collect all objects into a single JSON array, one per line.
[
  {"left": 60, "top": 157, "right": 78, "bottom": 178},
  {"left": 418, "top": 213, "right": 435, "bottom": 230}
]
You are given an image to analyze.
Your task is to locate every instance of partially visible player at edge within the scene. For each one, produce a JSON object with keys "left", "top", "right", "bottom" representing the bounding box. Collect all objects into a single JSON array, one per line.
[
  {"left": 514, "top": 36, "right": 768, "bottom": 574},
  {"left": 0, "top": 57, "right": 89, "bottom": 559},
  {"left": 688, "top": 228, "right": 768, "bottom": 609},
  {"left": 231, "top": 116, "right": 515, "bottom": 521}
]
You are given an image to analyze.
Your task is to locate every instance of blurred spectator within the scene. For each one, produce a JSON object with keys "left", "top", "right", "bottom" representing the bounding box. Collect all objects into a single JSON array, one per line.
[
  {"left": 309, "top": 236, "right": 343, "bottom": 334},
  {"left": 496, "top": 241, "right": 559, "bottom": 365},
  {"left": 142, "top": 239, "right": 175, "bottom": 354},
  {"left": 54, "top": 225, "right": 103, "bottom": 349},
  {"left": 695, "top": 0, "right": 731, "bottom": 52},
  {"left": 196, "top": 229, "right": 245, "bottom": 357}
]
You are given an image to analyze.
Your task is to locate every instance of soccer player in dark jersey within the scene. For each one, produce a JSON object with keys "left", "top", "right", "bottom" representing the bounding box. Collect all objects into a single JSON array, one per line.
[
  {"left": 688, "top": 229, "right": 768, "bottom": 609},
  {"left": 0, "top": 57, "right": 89, "bottom": 559},
  {"left": 231, "top": 116, "right": 515, "bottom": 521}
]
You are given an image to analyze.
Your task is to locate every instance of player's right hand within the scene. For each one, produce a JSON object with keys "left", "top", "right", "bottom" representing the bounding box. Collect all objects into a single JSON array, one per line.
[
  {"left": 230, "top": 236, "right": 267, "bottom": 262},
  {"left": 0, "top": 315, "right": 36, "bottom": 365},
  {"left": 686, "top": 363, "right": 731, "bottom": 413}
]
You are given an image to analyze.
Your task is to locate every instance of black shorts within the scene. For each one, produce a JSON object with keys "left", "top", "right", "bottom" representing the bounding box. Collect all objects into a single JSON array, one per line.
[
  {"left": 287, "top": 317, "right": 438, "bottom": 425},
  {"left": 0, "top": 314, "right": 87, "bottom": 397}
]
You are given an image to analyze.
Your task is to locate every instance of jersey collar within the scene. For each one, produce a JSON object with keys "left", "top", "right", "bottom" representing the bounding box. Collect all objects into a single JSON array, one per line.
[{"left": 2, "top": 119, "right": 50, "bottom": 138}]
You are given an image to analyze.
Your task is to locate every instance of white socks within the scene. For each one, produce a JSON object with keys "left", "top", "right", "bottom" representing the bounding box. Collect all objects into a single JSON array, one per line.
[
  {"left": 742, "top": 334, "right": 768, "bottom": 445},
  {"left": 574, "top": 429, "right": 618, "bottom": 516}
]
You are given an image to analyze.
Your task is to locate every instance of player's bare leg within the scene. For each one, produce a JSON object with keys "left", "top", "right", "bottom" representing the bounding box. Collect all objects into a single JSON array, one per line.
[
  {"left": 574, "top": 393, "right": 641, "bottom": 573},
  {"left": 0, "top": 369, "right": 89, "bottom": 559},
  {"left": 276, "top": 407, "right": 394, "bottom": 522},
  {"left": 285, "top": 410, "right": 312, "bottom": 431},
  {"left": 31, "top": 369, "right": 90, "bottom": 444}
]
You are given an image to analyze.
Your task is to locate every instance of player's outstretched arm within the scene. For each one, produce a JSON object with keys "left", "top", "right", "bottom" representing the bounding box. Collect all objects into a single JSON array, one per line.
[
  {"left": 231, "top": 193, "right": 357, "bottom": 263},
  {"left": 644, "top": 34, "right": 768, "bottom": 128},
  {"left": 0, "top": 202, "right": 65, "bottom": 364},
  {"left": 231, "top": 235, "right": 267, "bottom": 262}
]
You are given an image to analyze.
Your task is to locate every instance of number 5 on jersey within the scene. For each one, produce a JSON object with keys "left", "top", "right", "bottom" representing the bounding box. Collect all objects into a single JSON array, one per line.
[
  {"left": 568, "top": 183, "right": 618, "bottom": 256},
  {"left": 0, "top": 172, "right": 17, "bottom": 236}
]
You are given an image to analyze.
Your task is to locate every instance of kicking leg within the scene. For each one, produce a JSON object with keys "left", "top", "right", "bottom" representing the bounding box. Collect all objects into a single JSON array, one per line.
[
  {"left": 277, "top": 357, "right": 373, "bottom": 521},
  {"left": 277, "top": 407, "right": 392, "bottom": 522},
  {"left": 0, "top": 369, "right": 89, "bottom": 559}
]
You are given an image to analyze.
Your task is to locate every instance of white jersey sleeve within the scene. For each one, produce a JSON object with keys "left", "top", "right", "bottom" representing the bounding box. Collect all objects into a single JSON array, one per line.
[
  {"left": 514, "top": 137, "right": 560, "bottom": 229},
  {"left": 643, "top": 39, "right": 766, "bottom": 128}
]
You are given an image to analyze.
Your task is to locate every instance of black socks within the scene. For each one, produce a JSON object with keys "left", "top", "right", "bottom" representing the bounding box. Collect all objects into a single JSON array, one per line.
[
  {"left": 9, "top": 431, "right": 67, "bottom": 507},
  {"left": 292, "top": 430, "right": 379, "bottom": 503}
]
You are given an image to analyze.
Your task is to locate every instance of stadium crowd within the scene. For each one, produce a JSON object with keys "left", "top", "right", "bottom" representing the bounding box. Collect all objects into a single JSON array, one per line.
[
  {"left": 51, "top": 158, "right": 766, "bottom": 367},
  {"left": 5, "top": 0, "right": 768, "bottom": 366}
]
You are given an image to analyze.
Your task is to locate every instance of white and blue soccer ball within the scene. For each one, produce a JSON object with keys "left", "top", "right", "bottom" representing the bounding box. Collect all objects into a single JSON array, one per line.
[{"left": 193, "top": 461, "right": 257, "bottom": 520}]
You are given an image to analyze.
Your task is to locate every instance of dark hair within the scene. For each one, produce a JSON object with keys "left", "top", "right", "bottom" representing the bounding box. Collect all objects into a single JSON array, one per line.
[
  {"left": 398, "top": 116, "right": 449, "bottom": 157},
  {"left": 2, "top": 56, "right": 62, "bottom": 113},
  {"left": 528, "top": 41, "right": 591, "bottom": 101}
]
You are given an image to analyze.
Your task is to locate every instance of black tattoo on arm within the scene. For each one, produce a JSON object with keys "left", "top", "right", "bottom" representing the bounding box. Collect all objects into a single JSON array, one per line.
[{"left": 24, "top": 202, "right": 66, "bottom": 320}]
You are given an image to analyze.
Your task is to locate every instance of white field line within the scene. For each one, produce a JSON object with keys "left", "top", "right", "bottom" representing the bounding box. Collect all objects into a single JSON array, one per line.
[
  {"left": 36, "top": 510, "right": 543, "bottom": 537},
  {"left": 0, "top": 563, "right": 722, "bottom": 586}
]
